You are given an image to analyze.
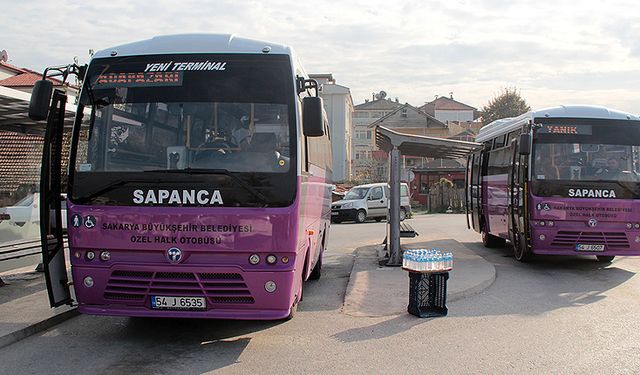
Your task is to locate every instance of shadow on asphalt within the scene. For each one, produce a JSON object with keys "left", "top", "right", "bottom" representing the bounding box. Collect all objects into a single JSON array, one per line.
[
  {"left": 453, "top": 241, "right": 636, "bottom": 318},
  {"left": 103, "top": 317, "right": 279, "bottom": 373},
  {"left": 330, "top": 314, "right": 432, "bottom": 343}
]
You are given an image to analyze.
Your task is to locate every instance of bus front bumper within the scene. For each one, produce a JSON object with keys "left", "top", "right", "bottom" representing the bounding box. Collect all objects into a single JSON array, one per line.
[{"left": 72, "top": 264, "right": 298, "bottom": 320}]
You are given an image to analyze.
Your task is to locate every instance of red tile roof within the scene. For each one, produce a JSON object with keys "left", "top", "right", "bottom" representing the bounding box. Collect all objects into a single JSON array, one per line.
[
  {"left": 0, "top": 131, "right": 72, "bottom": 195},
  {"left": 421, "top": 97, "right": 476, "bottom": 111},
  {"left": 0, "top": 132, "right": 44, "bottom": 192},
  {"left": 0, "top": 61, "right": 27, "bottom": 75},
  {"left": 0, "top": 72, "right": 64, "bottom": 87}
]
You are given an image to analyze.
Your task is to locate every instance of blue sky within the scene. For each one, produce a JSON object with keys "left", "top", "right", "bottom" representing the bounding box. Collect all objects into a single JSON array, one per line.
[{"left": 3, "top": 0, "right": 640, "bottom": 112}]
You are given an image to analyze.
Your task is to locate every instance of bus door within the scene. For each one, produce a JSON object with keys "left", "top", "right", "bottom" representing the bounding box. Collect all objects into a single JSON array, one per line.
[
  {"left": 467, "top": 153, "right": 481, "bottom": 231},
  {"left": 465, "top": 155, "right": 471, "bottom": 229},
  {"left": 508, "top": 136, "right": 530, "bottom": 258},
  {"left": 38, "top": 89, "right": 72, "bottom": 307}
]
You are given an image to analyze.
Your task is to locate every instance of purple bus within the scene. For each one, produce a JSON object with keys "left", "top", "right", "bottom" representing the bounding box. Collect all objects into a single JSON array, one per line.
[
  {"left": 466, "top": 105, "right": 640, "bottom": 262},
  {"left": 30, "top": 34, "right": 332, "bottom": 320}
]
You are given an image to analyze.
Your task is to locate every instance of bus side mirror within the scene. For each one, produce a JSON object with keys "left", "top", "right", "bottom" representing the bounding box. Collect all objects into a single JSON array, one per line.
[
  {"left": 519, "top": 133, "right": 531, "bottom": 155},
  {"left": 303, "top": 96, "right": 324, "bottom": 137},
  {"left": 29, "top": 80, "right": 54, "bottom": 121}
]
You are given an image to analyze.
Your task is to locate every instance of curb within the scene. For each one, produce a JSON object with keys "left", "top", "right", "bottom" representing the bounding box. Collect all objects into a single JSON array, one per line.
[
  {"left": 342, "top": 242, "right": 496, "bottom": 317},
  {"left": 0, "top": 307, "right": 79, "bottom": 350}
]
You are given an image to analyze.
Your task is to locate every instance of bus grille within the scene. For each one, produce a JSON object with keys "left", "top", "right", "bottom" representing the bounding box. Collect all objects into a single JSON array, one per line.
[
  {"left": 104, "top": 270, "right": 255, "bottom": 305},
  {"left": 550, "top": 231, "right": 630, "bottom": 249}
]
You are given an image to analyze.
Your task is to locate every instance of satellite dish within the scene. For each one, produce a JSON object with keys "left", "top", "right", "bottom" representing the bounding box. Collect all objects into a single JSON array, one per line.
[
  {"left": 379, "top": 90, "right": 387, "bottom": 99},
  {"left": 0, "top": 50, "right": 7, "bottom": 63}
]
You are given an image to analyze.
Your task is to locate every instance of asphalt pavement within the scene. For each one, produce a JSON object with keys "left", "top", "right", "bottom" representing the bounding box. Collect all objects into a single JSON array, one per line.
[{"left": 1, "top": 214, "right": 640, "bottom": 374}]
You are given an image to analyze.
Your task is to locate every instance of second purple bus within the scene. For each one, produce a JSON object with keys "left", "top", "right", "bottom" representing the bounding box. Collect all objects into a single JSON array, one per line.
[
  {"left": 466, "top": 105, "right": 640, "bottom": 262},
  {"left": 31, "top": 34, "right": 332, "bottom": 320}
]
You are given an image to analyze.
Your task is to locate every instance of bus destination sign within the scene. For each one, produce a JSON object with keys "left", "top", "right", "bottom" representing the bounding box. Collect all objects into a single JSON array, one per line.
[
  {"left": 94, "top": 72, "right": 183, "bottom": 88},
  {"left": 537, "top": 124, "right": 592, "bottom": 135}
]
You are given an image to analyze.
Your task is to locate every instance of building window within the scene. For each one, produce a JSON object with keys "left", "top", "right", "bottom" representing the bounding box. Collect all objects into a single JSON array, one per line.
[
  {"left": 401, "top": 108, "right": 408, "bottom": 118},
  {"left": 367, "top": 131, "right": 372, "bottom": 139}
]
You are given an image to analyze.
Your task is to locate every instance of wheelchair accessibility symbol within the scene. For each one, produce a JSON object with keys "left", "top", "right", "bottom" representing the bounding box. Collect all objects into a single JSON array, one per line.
[{"left": 84, "top": 215, "right": 96, "bottom": 229}]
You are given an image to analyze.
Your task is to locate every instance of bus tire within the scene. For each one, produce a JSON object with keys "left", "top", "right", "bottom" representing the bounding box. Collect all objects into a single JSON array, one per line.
[
  {"left": 596, "top": 255, "right": 615, "bottom": 263},
  {"left": 481, "top": 230, "right": 504, "bottom": 248},
  {"left": 513, "top": 233, "right": 532, "bottom": 262},
  {"left": 355, "top": 209, "right": 366, "bottom": 223}
]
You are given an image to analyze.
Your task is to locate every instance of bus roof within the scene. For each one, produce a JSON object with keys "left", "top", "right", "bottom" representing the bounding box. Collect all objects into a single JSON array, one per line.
[
  {"left": 476, "top": 104, "right": 640, "bottom": 142},
  {"left": 92, "top": 34, "right": 293, "bottom": 59}
]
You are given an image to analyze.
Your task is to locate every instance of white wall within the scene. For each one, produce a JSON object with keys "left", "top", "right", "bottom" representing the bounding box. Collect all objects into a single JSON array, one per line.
[
  {"left": 320, "top": 84, "right": 353, "bottom": 182},
  {"left": 434, "top": 109, "right": 474, "bottom": 123}
]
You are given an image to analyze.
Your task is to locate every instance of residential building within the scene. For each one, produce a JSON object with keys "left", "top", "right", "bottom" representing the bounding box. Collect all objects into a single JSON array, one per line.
[
  {"left": 367, "top": 103, "right": 447, "bottom": 180},
  {"left": 0, "top": 60, "right": 76, "bottom": 205},
  {"left": 420, "top": 95, "right": 479, "bottom": 123},
  {"left": 310, "top": 73, "right": 354, "bottom": 182},
  {"left": 352, "top": 92, "right": 402, "bottom": 181}
]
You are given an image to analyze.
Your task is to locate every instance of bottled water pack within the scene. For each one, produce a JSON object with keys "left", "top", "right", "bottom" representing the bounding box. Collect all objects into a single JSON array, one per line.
[{"left": 402, "top": 248, "right": 453, "bottom": 272}]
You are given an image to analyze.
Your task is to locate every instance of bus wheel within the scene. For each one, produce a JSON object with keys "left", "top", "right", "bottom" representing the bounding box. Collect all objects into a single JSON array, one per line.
[
  {"left": 355, "top": 210, "right": 367, "bottom": 223},
  {"left": 596, "top": 255, "right": 615, "bottom": 263},
  {"left": 481, "top": 230, "right": 504, "bottom": 248},
  {"left": 513, "top": 233, "right": 532, "bottom": 262}
]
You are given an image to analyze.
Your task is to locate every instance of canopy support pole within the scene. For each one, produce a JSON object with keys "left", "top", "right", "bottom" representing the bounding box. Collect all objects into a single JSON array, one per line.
[{"left": 387, "top": 146, "right": 402, "bottom": 266}]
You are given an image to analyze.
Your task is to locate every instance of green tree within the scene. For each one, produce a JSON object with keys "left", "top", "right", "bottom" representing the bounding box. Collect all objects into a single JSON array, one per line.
[{"left": 481, "top": 87, "right": 531, "bottom": 125}]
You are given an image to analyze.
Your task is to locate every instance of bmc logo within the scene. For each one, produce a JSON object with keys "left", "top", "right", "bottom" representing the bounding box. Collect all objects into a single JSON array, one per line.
[{"left": 167, "top": 247, "right": 183, "bottom": 264}]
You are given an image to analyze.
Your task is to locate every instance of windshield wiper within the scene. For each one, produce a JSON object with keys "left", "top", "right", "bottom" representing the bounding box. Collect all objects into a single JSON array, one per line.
[
  {"left": 145, "top": 168, "right": 270, "bottom": 206},
  {"left": 74, "top": 177, "right": 170, "bottom": 203}
]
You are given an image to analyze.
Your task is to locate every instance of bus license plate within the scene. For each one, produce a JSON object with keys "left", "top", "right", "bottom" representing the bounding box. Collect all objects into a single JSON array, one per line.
[
  {"left": 151, "top": 296, "right": 206, "bottom": 310},
  {"left": 332, "top": 211, "right": 339, "bottom": 216},
  {"left": 576, "top": 244, "right": 605, "bottom": 252}
]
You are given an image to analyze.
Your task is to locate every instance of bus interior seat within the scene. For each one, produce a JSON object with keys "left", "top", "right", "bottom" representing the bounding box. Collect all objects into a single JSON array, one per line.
[
  {"left": 592, "top": 158, "right": 607, "bottom": 168},
  {"left": 249, "top": 132, "right": 278, "bottom": 153}
]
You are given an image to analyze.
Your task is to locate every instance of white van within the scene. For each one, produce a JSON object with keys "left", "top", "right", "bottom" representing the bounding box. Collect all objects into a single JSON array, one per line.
[{"left": 331, "top": 182, "right": 411, "bottom": 223}]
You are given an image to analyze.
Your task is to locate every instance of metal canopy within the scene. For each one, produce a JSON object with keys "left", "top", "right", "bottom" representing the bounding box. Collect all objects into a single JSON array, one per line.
[
  {"left": 0, "top": 86, "right": 76, "bottom": 135},
  {"left": 375, "top": 125, "right": 482, "bottom": 159},
  {"left": 374, "top": 125, "right": 482, "bottom": 266}
]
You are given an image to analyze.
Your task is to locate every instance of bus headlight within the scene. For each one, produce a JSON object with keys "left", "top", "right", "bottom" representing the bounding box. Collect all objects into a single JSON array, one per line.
[
  {"left": 635, "top": 236, "right": 640, "bottom": 243},
  {"left": 634, "top": 223, "right": 639, "bottom": 229},
  {"left": 85, "top": 251, "right": 95, "bottom": 261},
  {"left": 266, "top": 254, "right": 277, "bottom": 265},
  {"left": 539, "top": 221, "right": 545, "bottom": 227},
  {"left": 83, "top": 276, "right": 94, "bottom": 288},
  {"left": 281, "top": 256, "right": 289, "bottom": 264},
  {"left": 627, "top": 223, "right": 633, "bottom": 229},
  {"left": 249, "top": 254, "right": 260, "bottom": 265},
  {"left": 539, "top": 234, "right": 546, "bottom": 241},
  {"left": 100, "top": 251, "right": 111, "bottom": 261},
  {"left": 264, "top": 281, "right": 277, "bottom": 293},
  {"left": 547, "top": 221, "right": 554, "bottom": 227}
]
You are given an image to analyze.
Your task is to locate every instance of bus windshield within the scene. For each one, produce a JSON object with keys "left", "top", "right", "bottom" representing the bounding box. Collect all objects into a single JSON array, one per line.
[
  {"left": 70, "top": 53, "right": 297, "bottom": 206},
  {"left": 533, "top": 143, "right": 640, "bottom": 182},
  {"left": 532, "top": 121, "right": 640, "bottom": 198}
]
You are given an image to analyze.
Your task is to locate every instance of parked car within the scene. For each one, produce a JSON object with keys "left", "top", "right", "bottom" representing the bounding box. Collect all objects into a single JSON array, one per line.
[
  {"left": 331, "top": 182, "right": 411, "bottom": 223},
  {"left": 0, "top": 193, "right": 67, "bottom": 229}
]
